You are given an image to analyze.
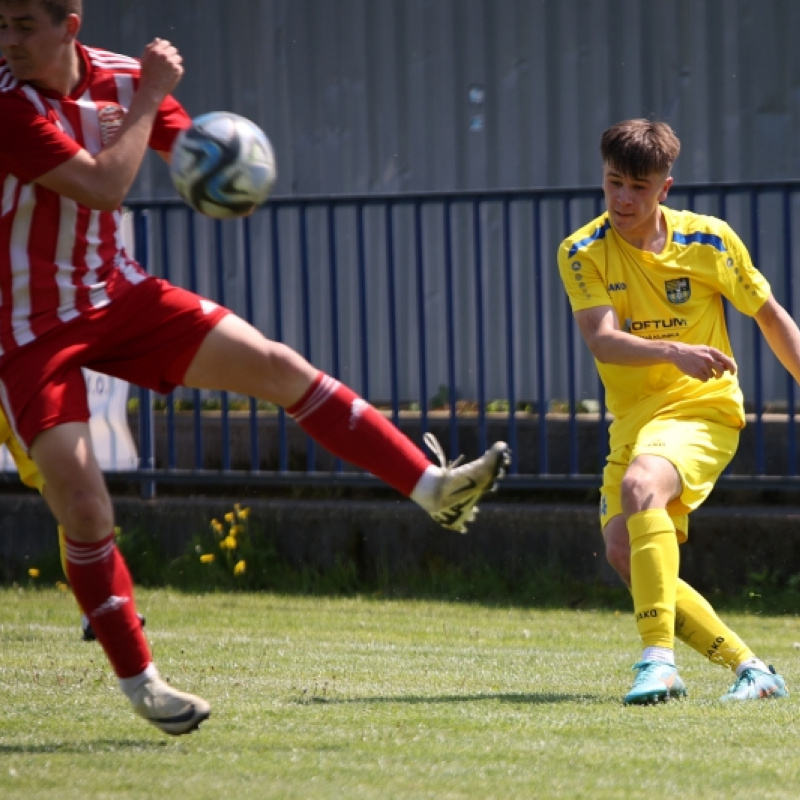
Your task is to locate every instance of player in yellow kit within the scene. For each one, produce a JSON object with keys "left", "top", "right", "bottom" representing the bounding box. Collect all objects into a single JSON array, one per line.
[
  {"left": 0, "top": 408, "right": 44, "bottom": 496},
  {"left": 0, "top": 408, "right": 143, "bottom": 640},
  {"left": 559, "top": 118, "right": 800, "bottom": 704}
]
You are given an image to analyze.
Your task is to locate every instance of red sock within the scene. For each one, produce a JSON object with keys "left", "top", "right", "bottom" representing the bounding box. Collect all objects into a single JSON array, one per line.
[
  {"left": 64, "top": 532, "right": 151, "bottom": 679},
  {"left": 287, "top": 372, "right": 431, "bottom": 496}
]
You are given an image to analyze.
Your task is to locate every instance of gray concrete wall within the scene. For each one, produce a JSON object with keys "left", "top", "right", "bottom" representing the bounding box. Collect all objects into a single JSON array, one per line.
[
  {"left": 3, "top": 492, "right": 799, "bottom": 597},
  {"left": 5, "top": 415, "right": 800, "bottom": 596}
]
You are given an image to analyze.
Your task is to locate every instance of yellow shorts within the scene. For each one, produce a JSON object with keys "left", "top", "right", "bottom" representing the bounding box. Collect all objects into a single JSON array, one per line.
[{"left": 599, "top": 417, "right": 739, "bottom": 542}]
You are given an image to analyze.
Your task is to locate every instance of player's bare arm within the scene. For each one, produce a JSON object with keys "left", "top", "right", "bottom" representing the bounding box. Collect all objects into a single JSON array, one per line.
[
  {"left": 574, "top": 305, "right": 737, "bottom": 382},
  {"left": 33, "top": 38, "right": 183, "bottom": 210},
  {"left": 755, "top": 293, "right": 800, "bottom": 385}
]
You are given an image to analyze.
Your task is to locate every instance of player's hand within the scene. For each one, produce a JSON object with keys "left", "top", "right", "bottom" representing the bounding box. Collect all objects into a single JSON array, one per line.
[
  {"left": 672, "top": 343, "right": 737, "bottom": 382},
  {"left": 138, "top": 38, "right": 184, "bottom": 102}
]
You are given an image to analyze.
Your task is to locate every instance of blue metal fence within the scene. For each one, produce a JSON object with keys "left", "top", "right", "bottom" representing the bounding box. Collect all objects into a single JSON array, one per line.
[{"left": 123, "top": 180, "right": 800, "bottom": 494}]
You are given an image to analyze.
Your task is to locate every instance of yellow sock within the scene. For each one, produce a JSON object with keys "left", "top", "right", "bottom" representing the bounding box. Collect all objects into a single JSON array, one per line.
[
  {"left": 58, "top": 525, "right": 68, "bottom": 579},
  {"left": 674, "top": 579, "right": 754, "bottom": 670},
  {"left": 628, "top": 509, "right": 679, "bottom": 650}
]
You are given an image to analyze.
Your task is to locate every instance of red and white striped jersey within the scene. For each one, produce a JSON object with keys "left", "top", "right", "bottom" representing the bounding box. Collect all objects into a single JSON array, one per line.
[{"left": 0, "top": 42, "right": 191, "bottom": 358}]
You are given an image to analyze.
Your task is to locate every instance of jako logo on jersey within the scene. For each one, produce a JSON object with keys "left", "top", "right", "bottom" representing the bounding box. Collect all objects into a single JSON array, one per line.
[
  {"left": 98, "top": 103, "right": 125, "bottom": 147},
  {"left": 607, "top": 282, "right": 627, "bottom": 292},
  {"left": 665, "top": 277, "right": 691, "bottom": 304},
  {"left": 630, "top": 318, "right": 687, "bottom": 332}
]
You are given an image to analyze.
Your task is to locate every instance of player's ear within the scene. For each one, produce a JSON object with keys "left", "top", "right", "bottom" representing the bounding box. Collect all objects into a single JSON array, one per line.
[
  {"left": 64, "top": 13, "right": 81, "bottom": 42},
  {"left": 658, "top": 175, "right": 673, "bottom": 202}
]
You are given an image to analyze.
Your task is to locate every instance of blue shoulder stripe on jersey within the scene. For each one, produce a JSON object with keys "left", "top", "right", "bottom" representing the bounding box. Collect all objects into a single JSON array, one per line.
[
  {"left": 568, "top": 219, "right": 612, "bottom": 257},
  {"left": 672, "top": 231, "right": 727, "bottom": 251}
]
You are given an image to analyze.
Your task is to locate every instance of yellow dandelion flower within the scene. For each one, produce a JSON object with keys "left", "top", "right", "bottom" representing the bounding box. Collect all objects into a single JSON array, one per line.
[
  {"left": 28, "top": 568, "right": 40, "bottom": 578},
  {"left": 56, "top": 581, "right": 69, "bottom": 592},
  {"left": 210, "top": 519, "right": 224, "bottom": 534},
  {"left": 224, "top": 511, "right": 236, "bottom": 523},
  {"left": 230, "top": 524, "right": 244, "bottom": 538},
  {"left": 236, "top": 505, "right": 251, "bottom": 520},
  {"left": 200, "top": 553, "right": 215, "bottom": 564},
  {"left": 234, "top": 560, "right": 246, "bottom": 576},
  {"left": 219, "top": 535, "right": 237, "bottom": 551}
]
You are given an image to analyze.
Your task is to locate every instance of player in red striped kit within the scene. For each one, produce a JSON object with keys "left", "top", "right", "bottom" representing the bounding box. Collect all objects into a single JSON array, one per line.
[{"left": 0, "top": 0, "right": 510, "bottom": 736}]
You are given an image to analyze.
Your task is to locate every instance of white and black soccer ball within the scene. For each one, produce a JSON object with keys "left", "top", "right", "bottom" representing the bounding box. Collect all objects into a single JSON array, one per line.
[{"left": 170, "top": 111, "right": 277, "bottom": 219}]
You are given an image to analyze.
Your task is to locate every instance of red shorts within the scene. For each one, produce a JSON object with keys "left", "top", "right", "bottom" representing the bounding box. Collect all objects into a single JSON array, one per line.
[{"left": 0, "top": 277, "right": 230, "bottom": 448}]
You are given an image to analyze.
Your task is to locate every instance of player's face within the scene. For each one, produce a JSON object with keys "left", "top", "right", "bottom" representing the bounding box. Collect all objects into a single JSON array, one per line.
[
  {"left": 602, "top": 164, "right": 672, "bottom": 239},
  {"left": 0, "top": 1, "right": 78, "bottom": 88}
]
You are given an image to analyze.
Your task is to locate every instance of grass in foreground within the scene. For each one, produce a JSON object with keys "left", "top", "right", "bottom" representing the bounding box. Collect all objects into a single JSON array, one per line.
[{"left": 0, "top": 588, "right": 799, "bottom": 799}]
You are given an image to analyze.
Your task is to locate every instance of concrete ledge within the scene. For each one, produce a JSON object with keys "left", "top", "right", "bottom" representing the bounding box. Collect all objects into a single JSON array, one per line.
[{"left": 2, "top": 492, "right": 798, "bottom": 595}]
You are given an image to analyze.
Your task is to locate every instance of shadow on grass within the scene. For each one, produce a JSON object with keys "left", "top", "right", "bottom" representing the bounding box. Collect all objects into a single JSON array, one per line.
[
  {"left": 292, "top": 691, "right": 603, "bottom": 706},
  {"left": 0, "top": 739, "right": 171, "bottom": 754}
]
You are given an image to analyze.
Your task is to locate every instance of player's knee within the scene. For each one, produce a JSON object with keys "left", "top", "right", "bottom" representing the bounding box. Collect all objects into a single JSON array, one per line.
[
  {"left": 58, "top": 489, "right": 114, "bottom": 541},
  {"left": 619, "top": 470, "right": 653, "bottom": 515}
]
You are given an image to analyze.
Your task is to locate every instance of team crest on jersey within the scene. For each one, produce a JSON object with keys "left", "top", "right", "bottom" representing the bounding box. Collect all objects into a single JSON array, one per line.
[
  {"left": 665, "top": 278, "right": 691, "bottom": 304},
  {"left": 98, "top": 103, "right": 125, "bottom": 146}
]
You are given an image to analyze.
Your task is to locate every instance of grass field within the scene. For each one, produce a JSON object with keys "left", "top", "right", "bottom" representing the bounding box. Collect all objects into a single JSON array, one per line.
[{"left": 0, "top": 587, "right": 798, "bottom": 799}]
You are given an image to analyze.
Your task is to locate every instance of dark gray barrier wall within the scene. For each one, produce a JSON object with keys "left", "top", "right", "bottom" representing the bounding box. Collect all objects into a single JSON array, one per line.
[{"left": 3, "top": 492, "right": 799, "bottom": 597}]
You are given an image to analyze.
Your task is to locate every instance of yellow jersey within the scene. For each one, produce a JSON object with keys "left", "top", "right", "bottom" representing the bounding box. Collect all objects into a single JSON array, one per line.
[{"left": 558, "top": 206, "right": 771, "bottom": 450}]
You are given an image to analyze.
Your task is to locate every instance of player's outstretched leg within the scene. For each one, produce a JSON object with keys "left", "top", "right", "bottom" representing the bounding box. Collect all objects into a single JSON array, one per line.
[
  {"left": 419, "top": 433, "right": 511, "bottom": 534},
  {"left": 285, "top": 372, "right": 510, "bottom": 534},
  {"left": 720, "top": 664, "right": 789, "bottom": 701},
  {"left": 669, "top": 581, "right": 789, "bottom": 702}
]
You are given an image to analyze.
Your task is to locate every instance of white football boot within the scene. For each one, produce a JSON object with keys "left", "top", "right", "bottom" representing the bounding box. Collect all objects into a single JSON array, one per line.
[{"left": 423, "top": 432, "right": 511, "bottom": 533}]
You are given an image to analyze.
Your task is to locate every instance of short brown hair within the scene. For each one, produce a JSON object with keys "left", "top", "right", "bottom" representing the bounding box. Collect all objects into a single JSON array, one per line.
[
  {"left": 1, "top": 0, "right": 82, "bottom": 24},
  {"left": 600, "top": 119, "right": 681, "bottom": 179},
  {"left": 42, "top": 0, "right": 81, "bottom": 23}
]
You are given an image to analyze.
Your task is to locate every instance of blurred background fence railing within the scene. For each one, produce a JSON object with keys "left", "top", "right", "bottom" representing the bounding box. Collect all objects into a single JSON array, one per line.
[{"left": 94, "top": 181, "right": 800, "bottom": 494}]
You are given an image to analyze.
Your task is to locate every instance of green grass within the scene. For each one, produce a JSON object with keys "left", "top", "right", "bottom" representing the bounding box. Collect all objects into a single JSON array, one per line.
[{"left": 1, "top": 588, "right": 799, "bottom": 799}]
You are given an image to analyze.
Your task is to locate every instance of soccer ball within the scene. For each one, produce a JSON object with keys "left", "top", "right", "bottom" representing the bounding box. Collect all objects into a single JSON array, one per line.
[{"left": 170, "top": 111, "right": 276, "bottom": 219}]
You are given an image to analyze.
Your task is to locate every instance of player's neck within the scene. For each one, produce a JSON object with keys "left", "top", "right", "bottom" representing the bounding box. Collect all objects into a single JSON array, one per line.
[{"left": 614, "top": 209, "right": 667, "bottom": 254}]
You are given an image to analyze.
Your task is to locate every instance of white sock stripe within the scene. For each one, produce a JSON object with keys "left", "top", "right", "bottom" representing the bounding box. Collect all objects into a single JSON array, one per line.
[
  {"left": 299, "top": 375, "right": 340, "bottom": 418},
  {"left": 290, "top": 374, "right": 341, "bottom": 422},
  {"left": 65, "top": 538, "right": 116, "bottom": 565}
]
